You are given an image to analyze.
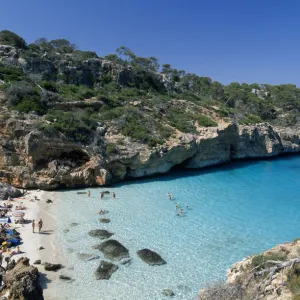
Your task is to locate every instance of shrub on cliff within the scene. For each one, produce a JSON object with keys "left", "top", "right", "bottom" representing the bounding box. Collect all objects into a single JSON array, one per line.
[
  {"left": 240, "top": 114, "right": 263, "bottom": 125},
  {"left": 0, "top": 30, "right": 27, "bottom": 48},
  {"left": 0, "top": 65, "right": 24, "bottom": 82},
  {"left": 251, "top": 252, "right": 287, "bottom": 270},
  {"left": 44, "top": 110, "right": 97, "bottom": 143},
  {"left": 197, "top": 115, "right": 218, "bottom": 127},
  {"left": 5, "top": 82, "right": 46, "bottom": 114}
]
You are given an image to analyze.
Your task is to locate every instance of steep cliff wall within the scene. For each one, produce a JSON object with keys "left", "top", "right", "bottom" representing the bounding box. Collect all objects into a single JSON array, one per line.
[{"left": 0, "top": 113, "right": 299, "bottom": 190}]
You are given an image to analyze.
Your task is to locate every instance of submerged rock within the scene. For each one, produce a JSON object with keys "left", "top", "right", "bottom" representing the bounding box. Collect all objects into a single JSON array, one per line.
[
  {"left": 94, "top": 239, "right": 129, "bottom": 261},
  {"left": 88, "top": 229, "right": 114, "bottom": 240},
  {"left": 59, "top": 275, "right": 73, "bottom": 281},
  {"left": 162, "top": 289, "right": 175, "bottom": 297},
  {"left": 76, "top": 253, "right": 100, "bottom": 261},
  {"left": 69, "top": 222, "right": 79, "bottom": 227},
  {"left": 44, "top": 263, "right": 62, "bottom": 271},
  {"left": 99, "top": 218, "right": 111, "bottom": 223},
  {"left": 34, "top": 260, "right": 41, "bottom": 265},
  {"left": 94, "top": 260, "right": 118, "bottom": 280},
  {"left": 63, "top": 228, "right": 70, "bottom": 233},
  {"left": 137, "top": 249, "right": 166, "bottom": 265},
  {"left": 76, "top": 253, "right": 95, "bottom": 261},
  {"left": 120, "top": 258, "right": 132, "bottom": 266}
]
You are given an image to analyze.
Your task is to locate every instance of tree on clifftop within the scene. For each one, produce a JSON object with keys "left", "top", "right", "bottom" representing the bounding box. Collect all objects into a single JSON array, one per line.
[{"left": 0, "top": 30, "right": 27, "bottom": 49}]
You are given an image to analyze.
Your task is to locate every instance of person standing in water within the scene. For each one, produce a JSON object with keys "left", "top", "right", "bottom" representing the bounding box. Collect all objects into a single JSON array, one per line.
[
  {"left": 88, "top": 190, "right": 91, "bottom": 197},
  {"left": 100, "top": 192, "right": 104, "bottom": 199},
  {"left": 38, "top": 218, "right": 43, "bottom": 233},
  {"left": 32, "top": 220, "right": 35, "bottom": 233},
  {"left": 112, "top": 192, "right": 116, "bottom": 198},
  {"left": 175, "top": 203, "right": 179, "bottom": 210},
  {"left": 168, "top": 192, "right": 173, "bottom": 200}
]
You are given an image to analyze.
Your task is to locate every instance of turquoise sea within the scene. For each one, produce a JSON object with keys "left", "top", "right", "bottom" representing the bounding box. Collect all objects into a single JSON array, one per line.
[{"left": 52, "top": 155, "right": 300, "bottom": 300}]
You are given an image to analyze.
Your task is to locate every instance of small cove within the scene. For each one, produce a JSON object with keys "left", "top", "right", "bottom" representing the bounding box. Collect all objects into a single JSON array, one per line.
[{"left": 50, "top": 155, "right": 300, "bottom": 299}]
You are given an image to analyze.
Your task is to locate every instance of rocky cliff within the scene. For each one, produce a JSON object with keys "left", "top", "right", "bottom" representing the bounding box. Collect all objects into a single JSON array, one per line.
[
  {"left": 0, "top": 107, "right": 299, "bottom": 190},
  {"left": 199, "top": 240, "right": 300, "bottom": 300},
  {"left": 1, "top": 31, "right": 300, "bottom": 189}
]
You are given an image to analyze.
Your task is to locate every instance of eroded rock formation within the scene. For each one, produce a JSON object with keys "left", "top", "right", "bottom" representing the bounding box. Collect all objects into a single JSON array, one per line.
[{"left": 0, "top": 113, "right": 299, "bottom": 190}]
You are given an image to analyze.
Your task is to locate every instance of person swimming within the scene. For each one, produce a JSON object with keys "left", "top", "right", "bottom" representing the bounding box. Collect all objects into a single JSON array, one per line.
[
  {"left": 98, "top": 209, "right": 104, "bottom": 215},
  {"left": 175, "top": 203, "right": 179, "bottom": 210},
  {"left": 168, "top": 192, "right": 173, "bottom": 200},
  {"left": 178, "top": 209, "right": 183, "bottom": 216}
]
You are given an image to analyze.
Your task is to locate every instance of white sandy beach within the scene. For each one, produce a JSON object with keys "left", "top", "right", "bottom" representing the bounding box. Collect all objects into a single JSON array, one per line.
[{"left": 2, "top": 190, "right": 66, "bottom": 300}]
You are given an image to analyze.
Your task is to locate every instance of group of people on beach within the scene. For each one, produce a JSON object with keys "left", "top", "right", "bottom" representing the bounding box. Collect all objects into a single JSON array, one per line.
[{"left": 32, "top": 218, "right": 43, "bottom": 233}]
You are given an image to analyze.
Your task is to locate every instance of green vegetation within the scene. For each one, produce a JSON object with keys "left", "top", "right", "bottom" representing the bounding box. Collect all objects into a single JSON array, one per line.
[
  {"left": 1, "top": 30, "right": 300, "bottom": 146},
  {"left": 0, "top": 30, "right": 26, "bottom": 48},
  {"left": 251, "top": 252, "right": 287, "bottom": 271},
  {"left": 240, "top": 114, "right": 263, "bottom": 125},
  {"left": 287, "top": 266, "right": 300, "bottom": 296},
  {"left": 41, "top": 110, "right": 98, "bottom": 143},
  {"left": 105, "top": 143, "right": 117, "bottom": 155},
  {"left": 197, "top": 115, "right": 218, "bottom": 127}
]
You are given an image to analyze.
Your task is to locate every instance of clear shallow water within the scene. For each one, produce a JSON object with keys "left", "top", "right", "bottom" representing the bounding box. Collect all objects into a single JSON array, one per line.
[{"left": 52, "top": 155, "right": 300, "bottom": 300}]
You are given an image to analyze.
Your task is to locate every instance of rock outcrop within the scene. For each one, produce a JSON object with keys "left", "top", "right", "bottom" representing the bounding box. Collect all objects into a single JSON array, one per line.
[
  {"left": 0, "top": 183, "right": 22, "bottom": 200},
  {"left": 0, "top": 112, "right": 299, "bottom": 190},
  {"left": 199, "top": 240, "right": 300, "bottom": 300},
  {"left": 3, "top": 257, "right": 43, "bottom": 300}
]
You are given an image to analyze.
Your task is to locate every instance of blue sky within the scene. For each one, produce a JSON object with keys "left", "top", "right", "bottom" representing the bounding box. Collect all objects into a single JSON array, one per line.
[{"left": 1, "top": 0, "right": 300, "bottom": 85}]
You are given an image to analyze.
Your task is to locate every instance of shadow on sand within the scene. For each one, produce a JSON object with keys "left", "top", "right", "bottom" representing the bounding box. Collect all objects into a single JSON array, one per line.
[{"left": 39, "top": 272, "right": 52, "bottom": 289}]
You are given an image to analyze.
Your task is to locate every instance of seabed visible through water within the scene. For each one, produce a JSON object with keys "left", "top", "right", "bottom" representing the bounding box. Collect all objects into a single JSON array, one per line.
[{"left": 50, "top": 155, "right": 300, "bottom": 300}]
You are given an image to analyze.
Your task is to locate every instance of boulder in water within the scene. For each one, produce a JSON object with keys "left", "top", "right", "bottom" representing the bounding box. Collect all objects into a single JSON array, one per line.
[
  {"left": 59, "top": 275, "right": 73, "bottom": 281},
  {"left": 137, "top": 249, "right": 166, "bottom": 266},
  {"left": 88, "top": 229, "right": 114, "bottom": 240},
  {"left": 94, "top": 260, "right": 118, "bottom": 280},
  {"left": 44, "top": 263, "right": 62, "bottom": 271},
  {"left": 94, "top": 239, "right": 129, "bottom": 261}
]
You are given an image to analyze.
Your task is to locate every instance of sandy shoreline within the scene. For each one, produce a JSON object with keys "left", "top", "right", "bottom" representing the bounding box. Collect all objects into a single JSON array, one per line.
[{"left": 3, "top": 190, "right": 65, "bottom": 300}]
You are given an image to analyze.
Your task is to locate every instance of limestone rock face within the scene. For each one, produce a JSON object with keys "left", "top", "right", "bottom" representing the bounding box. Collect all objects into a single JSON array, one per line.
[
  {"left": 0, "top": 105, "right": 299, "bottom": 190},
  {"left": 4, "top": 257, "right": 43, "bottom": 300}
]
